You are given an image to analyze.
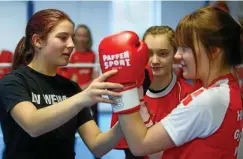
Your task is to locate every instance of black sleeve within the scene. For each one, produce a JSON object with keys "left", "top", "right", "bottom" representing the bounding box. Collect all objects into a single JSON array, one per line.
[
  {"left": 0, "top": 74, "right": 31, "bottom": 112},
  {"left": 72, "top": 82, "right": 94, "bottom": 128}
]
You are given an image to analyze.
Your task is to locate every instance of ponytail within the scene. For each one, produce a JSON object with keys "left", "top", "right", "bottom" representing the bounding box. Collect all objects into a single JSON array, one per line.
[{"left": 12, "top": 36, "right": 34, "bottom": 70}]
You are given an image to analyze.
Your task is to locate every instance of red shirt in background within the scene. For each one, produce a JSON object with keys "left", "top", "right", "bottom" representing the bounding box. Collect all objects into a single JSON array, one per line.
[
  {"left": 69, "top": 50, "right": 96, "bottom": 86},
  {"left": 57, "top": 68, "right": 71, "bottom": 79},
  {"left": 0, "top": 50, "right": 13, "bottom": 79}
]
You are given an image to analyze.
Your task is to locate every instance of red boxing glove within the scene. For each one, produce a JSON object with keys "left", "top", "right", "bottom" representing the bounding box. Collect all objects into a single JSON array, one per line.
[{"left": 99, "top": 31, "right": 149, "bottom": 114}]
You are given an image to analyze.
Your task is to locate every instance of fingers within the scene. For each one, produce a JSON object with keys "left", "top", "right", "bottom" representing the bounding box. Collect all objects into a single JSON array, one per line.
[
  {"left": 93, "top": 96, "right": 117, "bottom": 104},
  {"left": 96, "top": 69, "right": 118, "bottom": 82},
  {"left": 93, "top": 82, "right": 123, "bottom": 90},
  {"left": 93, "top": 89, "right": 121, "bottom": 97}
]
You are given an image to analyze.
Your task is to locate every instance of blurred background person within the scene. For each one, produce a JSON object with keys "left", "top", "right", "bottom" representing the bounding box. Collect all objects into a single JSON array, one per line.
[
  {"left": 57, "top": 67, "right": 72, "bottom": 79},
  {"left": 70, "top": 25, "right": 100, "bottom": 149},
  {"left": 70, "top": 24, "right": 98, "bottom": 89},
  {"left": 0, "top": 50, "right": 13, "bottom": 79}
]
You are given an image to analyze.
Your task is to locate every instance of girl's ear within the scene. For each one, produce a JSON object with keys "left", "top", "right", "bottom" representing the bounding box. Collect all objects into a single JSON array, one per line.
[
  {"left": 32, "top": 34, "right": 44, "bottom": 49},
  {"left": 210, "top": 47, "right": 221, "bottom": 60}
]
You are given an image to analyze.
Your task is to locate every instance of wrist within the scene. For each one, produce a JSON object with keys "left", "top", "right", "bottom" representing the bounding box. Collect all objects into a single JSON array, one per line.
[
  {"left": 71, "top": 92, "right": 87, "bottom": 109},
  {"left": 109, "top": 87, "right": 140, "bottom": 114}
]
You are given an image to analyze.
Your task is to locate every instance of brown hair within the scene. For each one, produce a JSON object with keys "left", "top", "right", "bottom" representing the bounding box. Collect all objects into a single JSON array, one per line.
[
  {"left": 12, "top": 9, "right": 74, "bottom": 70},
  {"left": 75, "top": 24, "right": 93, "bottom": 51},
  {"left": 143, "top": 26, "right": 177, "bottom": 53},
  {"left": 176, "top": 6, "right": 242, "bottom": 74}
]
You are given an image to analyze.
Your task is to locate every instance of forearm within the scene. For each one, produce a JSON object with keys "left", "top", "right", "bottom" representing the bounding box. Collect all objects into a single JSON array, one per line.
[
  {"left": 28, "top": 93, "right": 83, "bottom": 137},
  {"left": 118, "top": 112, "right": 148, "bottom": 155},
  {"left": 92, "top": 123, "right": 123, "bottom": 157}
]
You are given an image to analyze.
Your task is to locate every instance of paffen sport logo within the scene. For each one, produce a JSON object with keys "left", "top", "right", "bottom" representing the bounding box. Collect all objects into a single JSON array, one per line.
[
  {"left": 102, "top": 51, "right": 131, "bottom": 69},
  {"left": 109, "top": 95, "right": 124, "bottom": 109}
]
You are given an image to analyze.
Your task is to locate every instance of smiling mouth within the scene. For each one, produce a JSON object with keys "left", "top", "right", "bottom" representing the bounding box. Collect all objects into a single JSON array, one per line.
[
  {"left": 62, "top": 54, "right": 70, "bottom": 57},
  {"left": 151, "top": 67, "right": 163, "bottom": 71},
  {"left": 151, "top": 66, "right": 163, "bottom": 68}
]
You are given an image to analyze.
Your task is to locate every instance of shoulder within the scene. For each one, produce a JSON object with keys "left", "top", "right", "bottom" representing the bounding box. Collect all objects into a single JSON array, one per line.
[
  {"left": 161, "top": 85, "right": 230, "bottom": 146},
  {"left": 181, "top": 84, "right": 230, "bottom": 111},
  {"left": 0, "top": 67, "right": 28, "bottom": 84}
]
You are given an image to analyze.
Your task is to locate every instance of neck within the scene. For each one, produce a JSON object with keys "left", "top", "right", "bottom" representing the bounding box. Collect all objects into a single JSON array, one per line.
[
  {"left": 201, "top": 65, "right": 230, "bottom": 87},
  {"left": 150, "top": 72, "right": 173, "bottom": 91},
  {"left": 28, "top": 55, "right": 57, "bottom": 76}
]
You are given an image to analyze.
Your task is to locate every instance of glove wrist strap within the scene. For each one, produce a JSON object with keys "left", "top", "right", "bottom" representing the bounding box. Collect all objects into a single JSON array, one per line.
[{"left": 110, "top": 87, "right": 140, "bottom": 114}]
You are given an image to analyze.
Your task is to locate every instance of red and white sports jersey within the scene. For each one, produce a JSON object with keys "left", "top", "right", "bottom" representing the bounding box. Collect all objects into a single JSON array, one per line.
[
  {"left": 161, "top": 74, "right": 243, "bottom": 159},
  {"left": 145, "top": 74, "right": 199, "bottom": 123},
  {"left": 112, "top": 73, "right": 200, "bottom": 151},
  {"left": 0, "top": 50, "right": 13, "bottom": 79},
  {"left": 144, "top": 74, "right": 200, "bottom": 159},
  {"left": 69, "top": 50, "right": 96, "bottom": 86}
]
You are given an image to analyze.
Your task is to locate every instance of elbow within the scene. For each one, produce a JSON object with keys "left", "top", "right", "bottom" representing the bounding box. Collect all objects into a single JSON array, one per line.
[
  {"left": 130, "top": 146, "right": 146, "bottom": 156},
  {"left": 91, "top": 148, "right": 106, "bottom": 158},
  {"left": 132, "top": 150, "right": 146, "bottom": 157},
  {"left": 90, "top": 143, "right": 111, "bottom": 158},
  {"left": 28, "top": 131, "right": 42, "bottom": 138},
  {"left": 94, "top": 153, "right": 104, "bottom": 158},
  {"left": 23, "top": 123, "right": 44, "bottom": 138},
  {"left": 26, "top": 128, "right": 43, "bottom": 138}
]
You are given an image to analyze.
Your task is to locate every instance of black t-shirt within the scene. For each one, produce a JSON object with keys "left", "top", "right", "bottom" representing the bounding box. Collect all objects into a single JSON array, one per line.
[{"left": 0, "top": 66, "right": 93, "bottom": 159}]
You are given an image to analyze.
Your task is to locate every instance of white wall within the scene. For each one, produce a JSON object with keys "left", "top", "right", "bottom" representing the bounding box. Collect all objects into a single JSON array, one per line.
[
  {"left": 0, "top": 1, "right": 27, "bottom": 52},
  {"left": 1, "top": 1, "right": 242, "bottom": 53},
  {"left": 111, "top": 0, "right": 162, "bottom": 38},
  {"left": 227, "top": 1, "right": 242, "bottom": 21},
  {"left": 161, "top": 1, "right": 205, "bottom": 30},
  {"left": 161, "top": 1, "right": 243, "bottom": 30},
  {"left": 34, "top": 1, "right": 112, "bottom": 54}
]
